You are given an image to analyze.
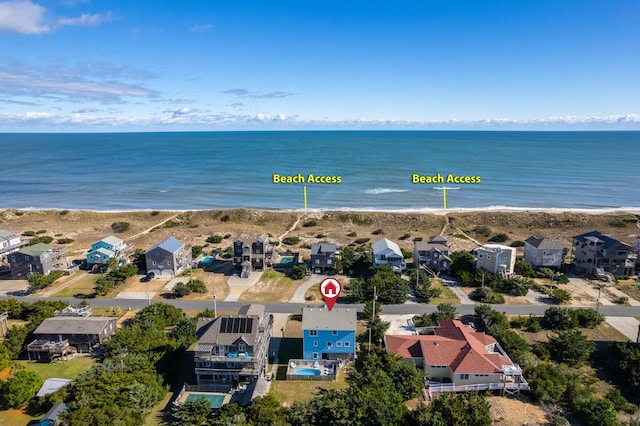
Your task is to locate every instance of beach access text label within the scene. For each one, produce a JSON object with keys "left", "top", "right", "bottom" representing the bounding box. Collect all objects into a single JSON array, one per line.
[
  {"left": 412, "top": 173, "right": 481, "bottom": 184},
  {"left": 273, "top": 173, "right": 342, "bottom": 184}
]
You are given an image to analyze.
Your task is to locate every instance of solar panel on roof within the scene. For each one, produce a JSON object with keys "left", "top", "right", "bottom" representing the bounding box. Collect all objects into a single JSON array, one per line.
[{"left": 219, "top": 317, "right": 254, "bottom": 334}]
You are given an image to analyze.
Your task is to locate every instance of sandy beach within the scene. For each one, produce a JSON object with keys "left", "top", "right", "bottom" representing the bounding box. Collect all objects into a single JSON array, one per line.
[{"left": 1, "top": 208, "right": 638, "bottom": 263}]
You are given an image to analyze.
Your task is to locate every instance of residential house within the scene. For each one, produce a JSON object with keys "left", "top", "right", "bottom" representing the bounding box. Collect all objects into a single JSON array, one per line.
[
  {"left": 524, "top": 236, "right": 567, "bottom": 269},
  {"left": 145, "top": 236, "right": 192, "bottom": 276},
  {"left": 302, "top": 306, "right": 357, "bottom": 361},
  {"left": 372, "top": 238, "right": 406, "bottom": 272},
  {"left": 194, "top": 304, "right": 272, "bottom": 389},
  {"left": 86, "top": 235, "right": 128, "bottom": 266},
  {"left": 310, "top": 243, "right": 337, "bottom": 274},
  {"left": 233, "top": 234, "right": 272, "bottom": 278},
  {"left": 31, "top": 316, "right": 117, "bottom": 353},
  {"left": 473, "top": 244, "right": 516, "bottom": 275},
  {"left": 385, "top": 320, "right": 528, "bottom": 395},
  {"left": 8, "top": 243, "right": 66, "bottom": 279},
  {"left": 413, "top": 235, "right": 451, "bottom": 274},
  {"left": 572, "top": 231, "right": 637, "bottom": 277},
  {"left": 0, "top": 230, "right": 24, "bottom": 257},
  {"left": 38, "top": 402, "right": 68, "bottom": 426}
]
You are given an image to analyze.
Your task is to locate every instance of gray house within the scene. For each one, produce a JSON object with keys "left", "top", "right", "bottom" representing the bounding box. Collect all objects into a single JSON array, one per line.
[
  {"left": 310, "top": 243, "right": 337, "bottom": 274},
  {"left": 145, "top": 236, "right": 192, "bottom": 276},
  {"left": 413, "top": 235, "right": 451, "bottom": 274},
  {"left": 524, "top": 236, "right": 567, "bottom": 269},
  {"left": 8, "top": 243, "right": 66, "bottom": 279},
  {"left": 194, "top": 304, "right": 272, "bottom": 390},
  {"left": 233, "top": 234, "right": 272, "bottom": 278},
  {"left": 0, "top": 230, "right": 24, "bottom": 257},
  {"left": 32, "top": 316, "right": 117, "bottom": 353},
  {"left": 572, "top": 231, "right": 637, "bottom": 277}
]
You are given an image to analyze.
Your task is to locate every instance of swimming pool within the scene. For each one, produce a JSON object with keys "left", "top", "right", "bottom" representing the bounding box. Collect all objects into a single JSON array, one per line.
[
  {"left": 294, "top": 368, "right": 322, "bottom": 376},
  {"left": 199, "top": 257, "right": 215, "bottom": 265},
  {"left": 186, "top": 393, "right": 226, "bottom": 408},
  {"left": 279, "top": 256, "right": 295, "bottom": 264}
]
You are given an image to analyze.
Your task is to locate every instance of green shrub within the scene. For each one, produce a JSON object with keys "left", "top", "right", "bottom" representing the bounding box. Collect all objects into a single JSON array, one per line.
[
  {"left": 315, "top": 233, "right": 327, "bottom": 238},
  {"left": 452, "top": 233, "right": 469, "bottom": 240},
  {"left": 220, "top": 215, "right": 230, "bottom": 222},
  {"left": 150, "top": 211, "right": 160, "bottom": 216},
  {"left": 57, "top": 238, "right": 74, "bottom": 244},
  {"left": 488, "top": 233, "right": 508, "bottom": 243},
  {"left": 371, "top": 229, "right": 384, "bottom": 235},
  {"left": 36, "top": 229, "right": 47, "bottom": 234},
  {"left": 111, "top": 221, "right": 130, "bottom": 233},
  {"left": 282, "top": 236, "right": 300, "bottom": 245},
  {"left": 187, "top": 279, "right": 206, "bottom": 293},
  {"left": 471, "top": 287, "right": 505, "bottom": 304},
  {"left": 28, "top": 236, "right": 53, "bottom": 245},
  {"left": 510, "top": 240, "right": 524, "bottom": 247},
  {"left": 59, "top": 210, "right": 69, "bottom": 216},
  {"left": 287, "top": 264, "right": 307, "bottom": 280},
  {"left": 164, "top": 220, "right": 176, "bottom": 228},
  {"left": 614, "top": 296, "right": 629, "bottom": 304},
  {"left": 22, "top": 230, "right": 35, "bottom": 237},
  {"left": 191, "top": 245, "right": 203, "bottom": 258},
  {"left": 15, "top": 211, "right": 24, "bottom": 216},
  {"left": 412, "top": 237, "right": 423, "bottom": 242},
  {"left": 399, "top": 233, "right": 411, "bottom": 240},
  {"left": 354, "top": 238, "right": 370, "bottom": 244},
  {"left": 551, "top": 288, "right": 572, "bottom": 304},
  {"left": 173, "top": 282, "right": 191, "bottom": 297},
  {"left": 347, "top": 231, "right": 357, "bottom": 237},
  {"left": 206, "top": 235, "right": 223, "bottom": 243},
  {"left": 302, "top": 220, "right": 317, "bottom": 227}
]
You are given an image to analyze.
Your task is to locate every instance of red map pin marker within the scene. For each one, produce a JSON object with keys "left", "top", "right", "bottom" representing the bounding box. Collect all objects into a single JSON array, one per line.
[{"left": 320, "top": 277, "right": 341, "bottom": 311}]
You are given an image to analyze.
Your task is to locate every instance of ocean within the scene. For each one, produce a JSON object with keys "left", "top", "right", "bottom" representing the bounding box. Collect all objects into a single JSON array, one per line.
[{"left": 0, "top": 131, "right": 639, "bottom": 212}]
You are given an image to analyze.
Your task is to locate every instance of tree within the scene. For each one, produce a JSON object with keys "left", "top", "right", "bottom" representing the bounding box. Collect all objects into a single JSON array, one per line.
[
  {"left": 287, "top": 264, "right": 307, "bottom": 280},
  {"left": 541, "top": 307, "right": 577, "bottom": 330},
  {"left": 173, "top": 282, "right": 191, "bottom": 297},
  {"left": 2, "top": 369, "right": 43, "bottom": 408},
  {"left": 514, "top": 259, "right": 536, "bottom": 277},
  {"left": 524, "top": 362, "right": 568, "bottom": 404},
  {"left": 547, "top": 329, "right": 595, "bottom": 366},
  {"left": 450, "top": 251, "right": 476, "bottom": 280},
  {"left": 427, "top": 392, "right": 492, "bottom": 426},
  {"left": 551, "top": 288, "right": 572, "bottom": 304},
  {"left": 347, "top": 265, "right": 409, "bottom": 304},
  {"left": 408, "top": 268, "right": 441, "bottom": 302},
  {"left": 245, "top": 394, "right": 290, "bottom": 426},
  {"left": 172, "top": 396, "right": 211, "bottom": 426},
  {"left": 0, "top": 343, "right": 12, "bottom": 370},
  {"left": 432, "top": 303, "right": 457, "bottom": 321}
]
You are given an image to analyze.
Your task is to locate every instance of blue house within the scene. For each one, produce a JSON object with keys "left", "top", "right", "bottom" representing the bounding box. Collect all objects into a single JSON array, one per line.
[
  {"left": 86, "top": 235, "right": 127, "bottom": 266},
  {"left": 302, "top": 306, "right": 357, "bottom": 361}
]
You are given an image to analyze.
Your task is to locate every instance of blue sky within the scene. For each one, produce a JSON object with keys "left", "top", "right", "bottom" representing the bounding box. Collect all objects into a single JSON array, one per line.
[{"left": 0, "top": 0, "right": 639, "bottom": 131}]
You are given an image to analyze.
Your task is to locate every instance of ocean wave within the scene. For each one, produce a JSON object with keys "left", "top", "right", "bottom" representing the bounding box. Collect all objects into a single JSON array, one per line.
[{"left": 363, "top": 188, "right": 409, "bottom": 195}]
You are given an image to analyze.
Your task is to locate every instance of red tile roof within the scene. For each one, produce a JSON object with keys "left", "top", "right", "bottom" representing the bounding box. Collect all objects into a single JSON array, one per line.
[{"left": 385, "top": 320, "right": 512, "bottom": 374}]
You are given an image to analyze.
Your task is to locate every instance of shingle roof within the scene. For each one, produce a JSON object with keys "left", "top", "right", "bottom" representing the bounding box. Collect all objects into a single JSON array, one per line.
[
  {"left": 372, "top": 238, "right": 402, "bottom": 256},
  {"left": 0, "top": 230, "right": 20, "bottom": 241},
  {"left": 17, "top": 243, "right": 52, "bottom": 257},
  {"left": 385, "top": 320, "right": 511, "bottom": 374},
  {"left": 302, "top": 306, "right": 357, "bottom": 331},
  {"left": 525, "top": 236, "right": 565, "bottom": 250},
  {"left": 34, "top": 317, "right": 115, "bottom": 335},
  {"left": 311, "top": 243, "right": 337, "bottom": 255},
  {"left": 196, "top": 304, "right": 266, "bottom": 348},
  {"left": 573, "top": 231, "right": 631, "bottom": 250},
  {"left": 100, "top": 235, "right": 124, "bottom": 247},
  {"left": 148, "top": 236, "right": 184, "bottom": 254}
]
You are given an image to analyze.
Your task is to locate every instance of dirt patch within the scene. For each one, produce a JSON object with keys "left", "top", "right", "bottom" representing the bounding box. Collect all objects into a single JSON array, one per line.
[{"left": 488, "top": 395, "right": 549, "bottom": 425}]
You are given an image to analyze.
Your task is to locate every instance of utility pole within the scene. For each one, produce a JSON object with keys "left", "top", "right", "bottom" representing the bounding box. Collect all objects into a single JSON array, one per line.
[
  {"left": 368, "top": 286, "right": 376, "bottom": 352},
  {"left": 595, "top": 285, "right": 602, "bottom": 328},
  {"left": 213, "top": 288, "right": 217, "bottom": 318}
]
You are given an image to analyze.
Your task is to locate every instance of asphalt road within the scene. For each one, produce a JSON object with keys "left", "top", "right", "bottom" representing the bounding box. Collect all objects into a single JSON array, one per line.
[{"left": 3, "top": 295, "right": 640, "bottom": 317}]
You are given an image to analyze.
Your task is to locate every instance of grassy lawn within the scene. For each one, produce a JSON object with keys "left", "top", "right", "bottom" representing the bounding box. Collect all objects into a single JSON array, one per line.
[
  {"left": 18, "top": 355, "right": 97, "bottom": 380},
  {"left": 518, "top": 322, "right": 629, "bottom": 345},
  {"left": 144, "top": 391, "right": 173, "bottom": 426},
  {"left": 0, "top": 408, "right": 40, "bottom": 425},
  {"left": 238, "top": 270, "right": 305, "bottom": 303},
  {"left": 270, "top": 370, "right": 349, "bottom": 405},
  {"left": 90, "top": 306, "right": 128, "bottom": 317},
  {"left": 51, "top": 273, "right": 97, "bottom": 298},
  {"left": 428, "top": 278, "right": 460, "bottom": 305}
]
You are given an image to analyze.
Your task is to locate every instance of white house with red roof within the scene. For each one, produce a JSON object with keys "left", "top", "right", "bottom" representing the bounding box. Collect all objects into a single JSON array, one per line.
[{"left": 385, "top": 320, "right": 527, "bottom": 395}]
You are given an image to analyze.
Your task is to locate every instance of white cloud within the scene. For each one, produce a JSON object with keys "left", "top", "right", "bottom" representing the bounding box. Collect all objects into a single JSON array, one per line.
[
  {"left": 0, "top": 0, "right": 49, "bottom": 34},
  {"left": 0, "top": 67, "right": 159, "bottom": 103},
  {"left": 0, "top": 111, "right": 639, "bottom": 131},
  {"left": 189, "top": 23, "right": 212, "bottom": 33},
  {"left": 57, "top": 11, "right": 111, "bottom": 28}
]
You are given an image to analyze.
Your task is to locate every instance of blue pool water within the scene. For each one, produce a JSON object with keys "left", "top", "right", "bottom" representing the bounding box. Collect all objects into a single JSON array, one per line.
[
  {"left": 186, "top": 393, "right": 225, "bottom": 408},
  {"left": 199, "top": 257, "right": 215, "bottom": 265},
  {"left": 279, "top": 257, "right": 294, "bottom": 264},
  {"left": 295, "top": 368, "right": 322, "bottom": 376}
]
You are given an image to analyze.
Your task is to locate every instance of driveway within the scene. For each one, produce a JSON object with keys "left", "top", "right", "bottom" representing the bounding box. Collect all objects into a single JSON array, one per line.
[{"left": 605, "top": 316, "right": 640, "bottom": 342}]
